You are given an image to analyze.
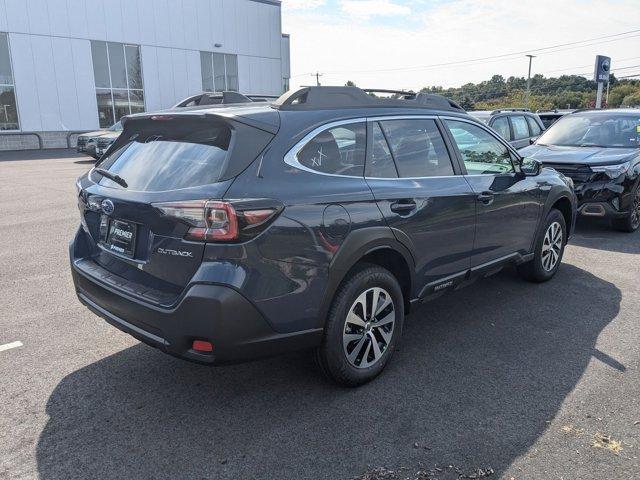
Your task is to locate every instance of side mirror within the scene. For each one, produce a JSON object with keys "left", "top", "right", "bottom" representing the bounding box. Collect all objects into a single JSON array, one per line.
[
  {"left": 520, "top": 157, "right": 542, "bottom": 176},
  {"left": 529, "top": 136, "right": 539, "bottom": 145}
]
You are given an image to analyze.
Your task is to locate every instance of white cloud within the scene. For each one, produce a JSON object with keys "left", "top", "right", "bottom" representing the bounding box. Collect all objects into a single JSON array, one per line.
[
  {"left": 285, "top": 0, "right": 326, "bottom": 9},
  {"left": 340, "top": 0, "right": 411, "bottom": 18},
  {"left": 283, "top": 0, "right": 640, "bottom": 91}
]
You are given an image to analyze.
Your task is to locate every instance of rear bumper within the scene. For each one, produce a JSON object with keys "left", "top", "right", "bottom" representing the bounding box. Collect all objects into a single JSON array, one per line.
[{"left": 71, "top": 256, "right": 323, "bottom": 365}]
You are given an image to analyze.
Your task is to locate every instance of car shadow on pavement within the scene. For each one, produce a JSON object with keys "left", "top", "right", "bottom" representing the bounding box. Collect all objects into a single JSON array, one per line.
[
  {"left": 0, "top": 149, "right": 84, "bottom": 162},
  {"left": 570, "top": 219, "right": 640, "bottom": 255},
  {"left": 36, "top": 264, "right": 621, "bottom": 480}
]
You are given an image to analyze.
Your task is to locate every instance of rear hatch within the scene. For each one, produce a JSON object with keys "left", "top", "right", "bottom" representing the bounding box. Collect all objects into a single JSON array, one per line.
[{"left": 76, "top": 111, "right": 276, "bottom": 300}]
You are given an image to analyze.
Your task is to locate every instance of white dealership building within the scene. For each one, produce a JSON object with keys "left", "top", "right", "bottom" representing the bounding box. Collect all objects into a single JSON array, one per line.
[{"left": 0, "top": 0, "right": 290, "bottom": 150}]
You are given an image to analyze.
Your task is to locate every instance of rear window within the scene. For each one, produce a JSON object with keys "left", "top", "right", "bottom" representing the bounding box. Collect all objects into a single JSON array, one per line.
[{"left": 96, "top": 117, "right": 273, "bottom": 191}]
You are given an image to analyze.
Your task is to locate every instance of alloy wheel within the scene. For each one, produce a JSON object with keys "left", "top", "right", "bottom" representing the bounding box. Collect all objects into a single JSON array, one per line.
[
  {"left": 542, "top": 221, "right": 563, "bottom": 271},
  {"left": 631, "top": 189, "right": 640, "bottom": 230},
  {"left": 343, "top": 287, "right": 395, "bottom": 368}
]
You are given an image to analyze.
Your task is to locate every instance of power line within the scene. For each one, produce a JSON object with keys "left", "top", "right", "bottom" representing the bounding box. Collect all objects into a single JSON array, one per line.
[
  {"left": 321, "top": 29, "right": 640, "bottom": 75},
  {"left": 539, "top": 56, "right": 640, "bottom": 74},
  {"left": 617, "top": 72, "right": 640, "bottom": 79}
]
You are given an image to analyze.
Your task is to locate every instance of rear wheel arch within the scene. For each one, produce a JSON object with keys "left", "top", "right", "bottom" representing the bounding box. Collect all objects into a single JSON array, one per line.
[
  {"left": 318, "top": 228, "right": 415, "bottom": 328},
  {"left": 351, "top": 248, "right": 413, "bottom": 314}
]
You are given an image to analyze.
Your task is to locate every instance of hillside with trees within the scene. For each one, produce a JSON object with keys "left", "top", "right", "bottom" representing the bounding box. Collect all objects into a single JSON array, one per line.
[
  {"left": 345, "top": 75, "right": 640, "bottom": 111},
  {"left": 418, "top": 74, "right": 640, "bottom": 111}
]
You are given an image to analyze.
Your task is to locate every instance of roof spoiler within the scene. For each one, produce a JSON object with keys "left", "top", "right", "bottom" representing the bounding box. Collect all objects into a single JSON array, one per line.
[{"left": 272, "top": 86, "right": 465, "bottom": 112}]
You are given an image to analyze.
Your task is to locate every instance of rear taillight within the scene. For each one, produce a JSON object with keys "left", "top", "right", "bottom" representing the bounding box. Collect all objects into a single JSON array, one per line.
[
  {"left": 185, "top": 201, "right": 239, "bottom": 241},
  {"left": 153, "top": 199, "right": 280, "bottom": 242}
]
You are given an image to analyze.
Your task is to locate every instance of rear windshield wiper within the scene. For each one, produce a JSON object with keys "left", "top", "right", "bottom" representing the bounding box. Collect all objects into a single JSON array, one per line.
[{"left": 94, "top": 168, "right": 128, "bottom": 188}]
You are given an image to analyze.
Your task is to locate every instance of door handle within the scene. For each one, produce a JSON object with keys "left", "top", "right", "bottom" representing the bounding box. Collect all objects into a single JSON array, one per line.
[
  {"left": 476, "top": 191, "right": 495, "bottom": 205},
  {"left": 390, "top": 200, "right": 417, "bottom": 214}
]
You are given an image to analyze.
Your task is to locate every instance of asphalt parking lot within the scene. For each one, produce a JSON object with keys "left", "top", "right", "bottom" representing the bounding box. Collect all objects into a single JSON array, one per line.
[{"left": 0, "top": 149, "right": 638, "bottom": 480}]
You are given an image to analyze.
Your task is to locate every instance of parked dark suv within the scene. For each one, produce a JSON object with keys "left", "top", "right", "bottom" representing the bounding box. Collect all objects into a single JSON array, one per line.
[
  {"left": 470, "top": 109, "right": 545, "bottom": 149},
  {"left": 520, "top": 109, "right": 640, "bottom": 232},
  {"left": 70, "top": 86, "right": 576, "bottom": 386}
]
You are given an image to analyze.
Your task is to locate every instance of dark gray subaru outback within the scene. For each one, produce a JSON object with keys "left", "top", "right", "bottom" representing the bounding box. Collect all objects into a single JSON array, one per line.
[{"left": 70, "top": 86, "right": 576, "bottom": 386}]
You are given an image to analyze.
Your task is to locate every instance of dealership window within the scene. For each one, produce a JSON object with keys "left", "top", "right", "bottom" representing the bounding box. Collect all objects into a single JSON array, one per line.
[
  {"left": 91, "top": 41, "right": 145, "bottom": 128},
  {"left": 200, "top": 52, "right": 239, "bottom": 92},
  {"left": 0, "top": 33, "right": 19, "bottom": 131}
]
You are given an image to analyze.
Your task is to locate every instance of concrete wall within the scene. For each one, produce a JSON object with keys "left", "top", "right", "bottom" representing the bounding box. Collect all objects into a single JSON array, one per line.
[{"left": 0, "top": 0, "right": 286, "bottom": 149}]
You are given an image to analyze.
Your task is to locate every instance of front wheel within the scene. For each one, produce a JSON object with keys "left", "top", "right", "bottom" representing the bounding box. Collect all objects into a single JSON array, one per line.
[
  {"left": 518, "top": 209, "right": 567, "bottom": 283},
  {"left": 316, "top": 265, "right": 404, "bottom": 387},
  {"left": 613, "top": 185, "right": 640, "bottom": 233}
]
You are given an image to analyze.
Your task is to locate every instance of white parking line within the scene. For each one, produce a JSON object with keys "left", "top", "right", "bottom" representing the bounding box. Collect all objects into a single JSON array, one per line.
[{"left": 0, "top": 341, "right": 23, "bottom": 352}]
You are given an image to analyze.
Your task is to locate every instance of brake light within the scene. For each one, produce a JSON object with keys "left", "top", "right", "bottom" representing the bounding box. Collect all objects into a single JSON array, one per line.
[
  {"left": 186, "top": 201, "right": 238, "bottom": 241},
  {"left": 153, "top": 199, "right": 279, "bottom": 242}
]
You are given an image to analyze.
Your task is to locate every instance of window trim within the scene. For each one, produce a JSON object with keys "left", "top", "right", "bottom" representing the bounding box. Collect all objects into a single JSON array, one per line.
[
  {"left": 440, "top": 115, "right": 522, "bottom": 177},
  {"left": 285, "top": 114, "right": 473, "bottom": 180},
  {"left": 0, "top": 32, "right": 20, "bottom": 132}
]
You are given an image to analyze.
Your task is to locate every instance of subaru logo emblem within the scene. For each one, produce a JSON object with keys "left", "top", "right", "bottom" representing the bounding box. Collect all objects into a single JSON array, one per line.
[{"left": 101, "top": 199, "right": 115, "bottom": 215}]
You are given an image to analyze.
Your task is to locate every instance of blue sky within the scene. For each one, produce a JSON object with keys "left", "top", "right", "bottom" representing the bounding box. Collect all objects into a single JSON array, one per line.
[{"left": 282, "top": 0, "right": 640, "bottom": 91}]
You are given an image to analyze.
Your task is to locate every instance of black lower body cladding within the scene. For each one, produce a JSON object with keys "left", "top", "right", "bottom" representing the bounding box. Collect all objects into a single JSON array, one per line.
[{"left": 71, "top": 258, "right": 322, "bottom": 365}]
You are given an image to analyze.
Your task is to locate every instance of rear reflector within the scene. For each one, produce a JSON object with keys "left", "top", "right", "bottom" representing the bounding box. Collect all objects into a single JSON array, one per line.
[{"left": 192, "top": 340, "right": 213, "bottom": 352}]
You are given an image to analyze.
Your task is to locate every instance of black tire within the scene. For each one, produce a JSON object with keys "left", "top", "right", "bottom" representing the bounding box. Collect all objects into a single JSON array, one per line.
[
  {"left": 517, "top": 209, "right": 567, "bottom": 283},
  {"left": 612, "top": 184, "right": 640, "bottom": 233},
  {"left": 316, "top": 264, "right": 404, "bottom": 387}
]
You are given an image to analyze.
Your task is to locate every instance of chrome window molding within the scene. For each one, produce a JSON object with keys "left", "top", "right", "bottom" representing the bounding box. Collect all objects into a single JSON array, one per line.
[{"left": 283, "top": 113, "right": 518, "bottom": 180}]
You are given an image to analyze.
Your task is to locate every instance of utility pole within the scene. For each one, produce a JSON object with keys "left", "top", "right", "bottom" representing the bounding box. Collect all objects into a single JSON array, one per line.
[
  {"left": 314, "top": 72, "right": 323, "bottom": 86},
  {"left": 525, "top": 55, "right": 536, "bottom": 109}
]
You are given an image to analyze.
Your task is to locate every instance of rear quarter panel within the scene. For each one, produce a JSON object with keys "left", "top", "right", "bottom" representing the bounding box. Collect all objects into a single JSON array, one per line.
[{"left": 219, "top": 120, "right": 389, "bottom": 333}]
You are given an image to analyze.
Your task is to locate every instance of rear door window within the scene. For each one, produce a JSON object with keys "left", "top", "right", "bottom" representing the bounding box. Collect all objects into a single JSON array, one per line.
[
  {"left": 378, "top": 119, "right": 454, "bottom": 177},
  {"left": 296, "top": 122, "right": 366, "bottom": 176},
  {"left": 511, "top": 115, "right": 530, "bottom": 140}
]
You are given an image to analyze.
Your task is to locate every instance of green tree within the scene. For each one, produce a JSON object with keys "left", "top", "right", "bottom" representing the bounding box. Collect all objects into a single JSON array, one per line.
[
  {"left": 608, "top": 84, "right": 640, "bottom": 107},
  {"left": 621, "top": 91, "right": 640, "bottom": 107}
]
